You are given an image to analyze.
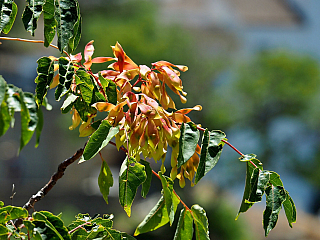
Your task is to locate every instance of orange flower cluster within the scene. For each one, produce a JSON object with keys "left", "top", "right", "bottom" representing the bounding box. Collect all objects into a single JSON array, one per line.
[{"left": 64, "top": 41, "right": 202, "bottom": 186}]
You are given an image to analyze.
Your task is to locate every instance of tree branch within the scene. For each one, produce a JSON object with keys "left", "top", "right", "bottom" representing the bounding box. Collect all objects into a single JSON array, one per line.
[{"left": 22, "top": 147, "right": 84, "bottom": 211}]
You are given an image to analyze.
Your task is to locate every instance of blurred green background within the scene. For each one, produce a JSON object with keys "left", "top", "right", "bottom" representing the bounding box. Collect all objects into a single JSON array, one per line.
[{"left": 1, "top": 0, "right": 320, "bottom": 239}]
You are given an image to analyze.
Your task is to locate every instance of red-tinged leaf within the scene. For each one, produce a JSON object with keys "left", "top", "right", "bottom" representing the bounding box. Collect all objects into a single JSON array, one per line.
[
  {"left": 177, "top": 122, "right": 200, "bottom": 168},
  {"left": 263, "top": 185, "right": 286, "bottom": 236},
  {"left": 92, "top": 102, "right": 115, "bottom": 112},
  {"left": 191, "top": 204, "right": 210, "bottom": 240},
  {"left": 175, "top": 105, "right": 202, "bottom": 115},
  {"left": 91, "top": 57, "right": 114, "bottom": 63},
  {"left": 174, "top": 208, "right": 193, "bottom": 240},
  {"left": 283, "top": 191, "right": 296, "bottom": 228},
  {"left": 98, "top": 157, "right": 113, "bottom": 204},
  {"left": 134, "top": 194, "right": 180, "bottom": 236},
  {"left": 119, "top": 157, "right": 146, "bottom": 217}
]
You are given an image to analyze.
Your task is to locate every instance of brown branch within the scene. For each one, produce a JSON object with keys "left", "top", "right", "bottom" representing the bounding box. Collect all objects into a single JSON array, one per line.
[{"left": 22, "top": 147, "right": 84, "bottom": 211}]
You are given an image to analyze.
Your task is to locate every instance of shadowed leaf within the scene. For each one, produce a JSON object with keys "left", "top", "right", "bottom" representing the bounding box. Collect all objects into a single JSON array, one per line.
[
  {"left": 191, "top": 204, "right": 209, "bottom": 240},
  {"left": 173, "top": 208, "right": 193, "bottom": 240},
  {"left": 98, "top": 157, "right": 113, "bottom": 204},
  {"left": 22, "top": 0, "right": 45, "bottom": 36}
]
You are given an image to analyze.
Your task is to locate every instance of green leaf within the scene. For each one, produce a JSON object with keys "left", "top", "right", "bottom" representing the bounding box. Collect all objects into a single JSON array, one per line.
[
  {"left": 19, "top": 92, "right": 36, "bottom": 152},
  {"left": 35, "top": 107, "right": 43, "bottom": 147},
  {"left": 67, "top": 1, "right": 81, "bottom": 53},
  {"left": 247, "top": 169, "right": 271, "bottom": 204},
  {"left": 55, "top": 57, "right": 74, "bottom": 101},
  {"left": 83, "top": 120, "right": 119, "bottom": 160},
  {"left": 0, "top": 76, "right": 6, "bottom": 104},
  {"left": 0, "top": 201, "right": 3, "bottom": 207},
  {"left": 195, "top": 129, "right": 226, "bottom": 184},
  {"left": 54, "top": 0, "right": 79, "bottom": 53},
  {"left": 177, "top": 122, "right": 200, "bottom": 168},
  {"left": 282, "top": 191, "right": 296, "bottom": 228},
  {"left": 35, "top": 57, "right": 55, "bottom": 106},
  {"left": 269, "top": 171, "right": 284, "bottom": 187},
  {"left": 61, "top": 93, "right": 78, "bottom": 113},
  {"left": 140, "top": 159, "right": 152, "bottom": 198},
  {"left": 2, "top": 1, "right": 17, "bottom": 34},
  {"left": 239, "top": 153, "right": 258, "bottom": 162},
  {"left": 119, "top": 157, "right": 147, "bottom": 217},
  {"left": 0, "top": 0, "right": 15, "bottom": 34},
  {"left": 236, "top": 158, "right": 263, "bottom": 219},
  {"left": 173, "top": 208, "right": 193, "bottom": 240},
  {"left": 33, "top": 211, "right": 71, "bottom": 240},
  {"left": 98, "top": 158, "right": 113, "bottom": 204},
  {"left": 99, "top": 73, "right": 117, "bottom": 105},
  {"left": 0, "top": 224, "right": 8, "bottom": 235},
  {"left": 22, "top": 0, "right": 45, "bottom": 36},
  {"left": 73, "top": 96, "right": 96, "bottom": 122},
  {"left": 75, "top": 70, "right": 94, "bottom": 104},
  {"left": 0, "top": 206, "right": 28, "bottom": 224},
  {"left": 263, "top": 185, "right": 286, "bottom": 236},
  {"left": 159, "top": 172, "right": 175, "bottom": 225},
  {"left": 6, "top": 84, "right": 21, "bottom": 128},
  {"left": 43, "top": 0, "right": 56, "bottom": 47},
  {"left": 134, "top": 194, "right": 180, "bottom": 236},
  {"left": 191, "top": 204, "right": 209, "bottom": 240}
]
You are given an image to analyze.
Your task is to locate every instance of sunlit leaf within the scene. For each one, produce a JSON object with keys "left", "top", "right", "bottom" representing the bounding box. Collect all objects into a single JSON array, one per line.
[
  {"left": 61, "top": 93, "right": 78, "bottom": 113},
  {"left": 134, "top": 194, "right": 180, "bottom": 236},
  {"left": 283, "top": 191, "right": 296, "bottom": 228},
  {"left": 191, "top": 204, "right": 209, "bottom": 240},
  {"left": 83, "top": 120, "right": 119, "bottom": 160},
  {"left": 173, "top": 208, "right": 193, "bottom": 240},
  {"left": 6, "top": 84, "right": 21, "bottom": 127},
  {"left": 43, "top": 0, "right": 55, "bottom": 47},
  {"left": 140, "top": 159, "right": 152, "bottom": 198},
  {"left": 0, "top": 205, "right": 28, "bottom": 224},
  {"left": 55, "top": 57, "right": 74, "bottom": 101},
  {"left": 0, "top": 0, "right": 15, "bottom": 34},
  {"left": 195, "top": 129, "right": 226, "bottom": 184},
  {"left": 236, "top": 158, "right": 263, "bottom": 219},
  {"left": 75, "top": 70, "right": 94, "bottom": 104},
  {"left": 269, "top": 171, "right": 284, "bottom": 187},
  {"left": 0, "top": 101, "right": 10, "bottom": 137},
  {"left": 159, "top": 172, "right": 175, "bottom": 225},
  {"left": 263, "top": 185, "right": 286, "bottom": 236},
  {"left": 119, "top": 157, "right": 146, "bottom": 217},
  {"left": 1, "top": 0, "right": 17, "bottom": 34},
  {"left": 22, "top": 0, "right": 45, "bottom": 36},
  {"left": 98, "top": 157, "right": 113, "bottom": 204},
  {"left": 35, "top": 57, "right": 55, "bottom": 106},
  {"left": 33, "top": 211, "right": 71, "bottom": 240},
  {"left": 99, "top": 73, "right": 117, "bottom": 105},
  {"left": 54, "top": 0, "right": 79, "bottom": 53},
  {"left": 177, "top": 122, "right": 200, "bottom": 168},
  {"left": 19, "top": 92, "right": 34, "bottom": 152}
]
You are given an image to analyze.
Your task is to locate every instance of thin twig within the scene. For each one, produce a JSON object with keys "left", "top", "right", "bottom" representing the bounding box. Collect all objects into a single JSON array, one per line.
[{"left": 0, "top": 36, "right": 70, "bottom": 59}]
